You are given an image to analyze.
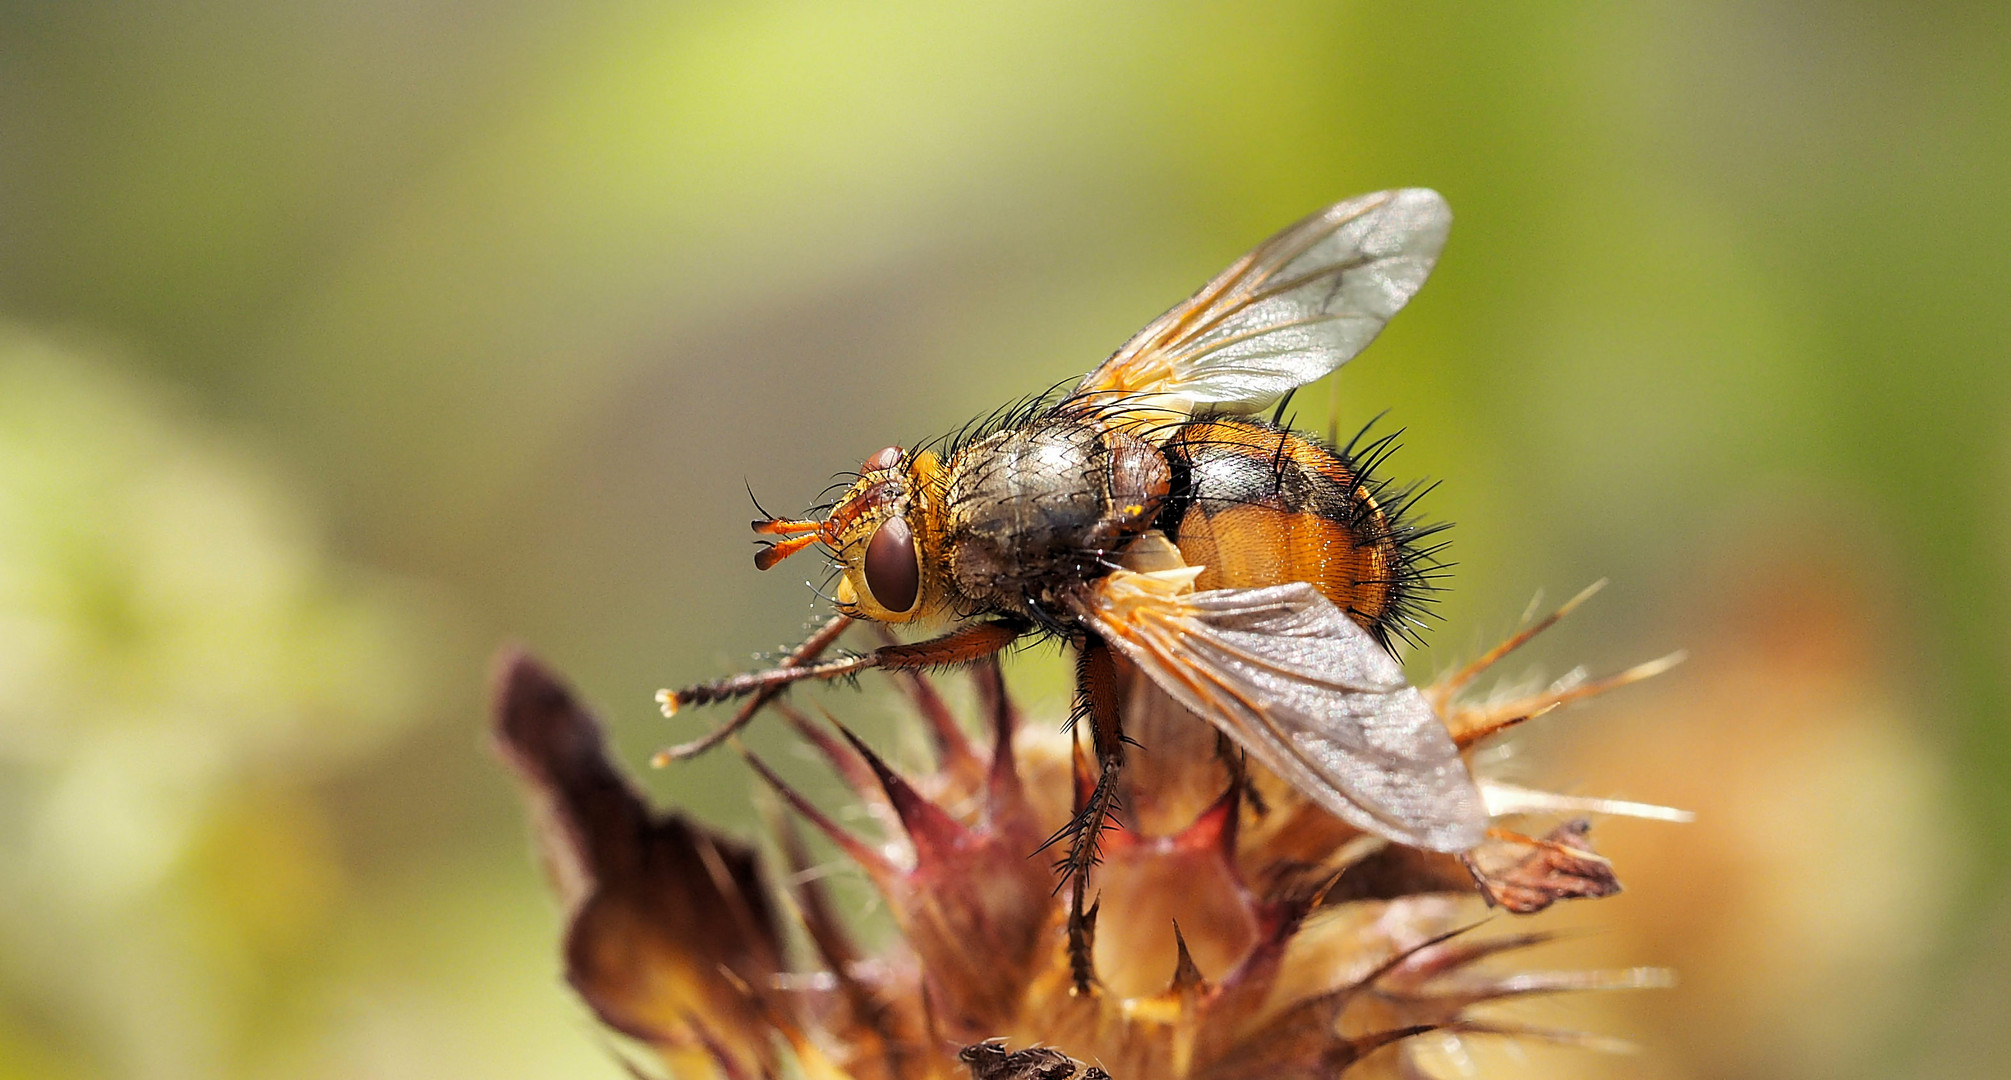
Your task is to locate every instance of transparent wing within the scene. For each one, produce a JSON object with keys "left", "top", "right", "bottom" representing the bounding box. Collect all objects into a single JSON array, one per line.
[
  {"left": 1069, "top": 189, "right": 1450, "bottom": 436},
  {"left": 1068, "top": 569, "right": 1484, "bottom": 852}
]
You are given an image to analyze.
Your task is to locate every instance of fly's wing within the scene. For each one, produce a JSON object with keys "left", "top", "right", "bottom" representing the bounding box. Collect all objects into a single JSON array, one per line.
[
  {"left": 1067, "top": 189, "right": 1450, "bottom": 437},
  {"left": 1067, "top": 568, "right": 1485, "bottom": 852}
]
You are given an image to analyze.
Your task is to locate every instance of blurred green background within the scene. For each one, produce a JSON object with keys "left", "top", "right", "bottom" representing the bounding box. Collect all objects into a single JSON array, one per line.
[{"left": 1, "top": 2, "right": 2006, "bottom": 1078}]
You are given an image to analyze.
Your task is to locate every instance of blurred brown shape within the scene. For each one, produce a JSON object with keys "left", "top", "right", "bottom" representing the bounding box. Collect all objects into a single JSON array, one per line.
[
  {"left": 1469, "top": 820, "right": 1620, "bottom": 915},
  {"left": 960, "top": 1042, "right": 1110, "bottom": 1080},
  {"left": 492, "top": 650, "right": 787, "bottom": 1080}
]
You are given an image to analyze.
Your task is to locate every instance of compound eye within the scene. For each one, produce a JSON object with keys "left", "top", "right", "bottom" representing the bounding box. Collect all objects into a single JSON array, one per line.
[
  {"left": 863, "top": 515, "right": 920, "bottom": 613},
  {"left": 862, "top": 445, "right": 903, "bottom": 472}
]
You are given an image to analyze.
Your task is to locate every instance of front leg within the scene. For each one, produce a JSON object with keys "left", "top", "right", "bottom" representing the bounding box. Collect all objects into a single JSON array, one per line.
[
  {"left": 660, "top": 618, "right": 1030, "bottom": 716},
  {"left": 653, "top": 613, "right": 853, "bottom": 763}
]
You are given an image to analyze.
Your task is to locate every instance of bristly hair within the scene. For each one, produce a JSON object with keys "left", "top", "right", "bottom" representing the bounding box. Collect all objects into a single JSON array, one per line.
[
  {"left": 1153, "top": 411, "right": 1451, "bottom": 655},
  {"left": 919, "top": 377, "right": 1079, "bottom": 462},
  {"left": 1334, "top": 413, "right": 1453, "bottom": 652}
]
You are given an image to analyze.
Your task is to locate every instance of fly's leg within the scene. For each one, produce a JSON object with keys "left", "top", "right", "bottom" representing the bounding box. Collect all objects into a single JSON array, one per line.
[
  {"left": 657, "top": 618, "right": 1029, "bottom": 755},
  {"left": 652, "top": 613, "right": 853, "bottom": 763},
  {"left": 1047, "top": 637, "right": 1125, "bottom": 994}
]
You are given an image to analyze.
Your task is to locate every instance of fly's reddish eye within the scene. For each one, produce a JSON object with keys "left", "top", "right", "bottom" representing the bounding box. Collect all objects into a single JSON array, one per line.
[
  {"left": 863, "top": 515, "right": 919, "bottom": 613},
  {"left": 862, "top": 445, "right": 903, "bottom": 472}
]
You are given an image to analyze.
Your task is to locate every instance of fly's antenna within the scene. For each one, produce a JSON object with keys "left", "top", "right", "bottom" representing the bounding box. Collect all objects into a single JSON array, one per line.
[
  {"left": 753, "top": 512, "right": 825, "bottom": 571},
  {"left": 754, "top": 535, "right": 819, "bottom": 570},
  {"left": 748, "top": 475, "right": 832, "bottom": 571}
]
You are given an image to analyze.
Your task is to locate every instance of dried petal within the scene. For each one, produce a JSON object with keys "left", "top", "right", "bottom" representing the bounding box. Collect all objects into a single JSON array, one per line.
[
  {"left": 492, "top": 651, "right": 785, "bottom": 1078},
  {"left": 1469, "top": 819, "right": 1621, "bottom": 914}
]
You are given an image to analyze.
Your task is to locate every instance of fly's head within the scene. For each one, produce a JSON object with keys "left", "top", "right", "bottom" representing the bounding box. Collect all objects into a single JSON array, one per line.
[{"left": 754, "top": 445, "right": 947, "bottom": 623}]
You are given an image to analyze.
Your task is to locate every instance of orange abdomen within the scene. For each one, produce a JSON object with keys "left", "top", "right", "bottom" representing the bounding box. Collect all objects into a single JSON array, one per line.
[{"left": 1162, "top": 418, "right": 1440, "bottom": 650}]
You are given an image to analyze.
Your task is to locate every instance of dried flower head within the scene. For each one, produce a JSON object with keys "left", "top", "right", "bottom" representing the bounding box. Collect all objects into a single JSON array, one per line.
[{"left": 494, "top": 587, "right": 1680, "bottom": 1079}]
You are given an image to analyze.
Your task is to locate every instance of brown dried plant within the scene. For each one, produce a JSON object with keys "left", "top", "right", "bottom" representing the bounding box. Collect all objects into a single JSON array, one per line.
[{"left": 493, "top": 586, "right": 1681, "bottom": 1080}]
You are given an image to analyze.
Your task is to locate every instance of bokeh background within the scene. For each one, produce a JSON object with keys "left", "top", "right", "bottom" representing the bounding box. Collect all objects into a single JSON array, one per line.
[{"left": 1, "top": 3, "right": 2006, "bottom": 1078}]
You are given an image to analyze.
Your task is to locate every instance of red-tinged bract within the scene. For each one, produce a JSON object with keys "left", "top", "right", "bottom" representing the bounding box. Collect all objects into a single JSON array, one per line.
[{"left": 495, "top": 628, "right": 1669, "bottom": 1080}]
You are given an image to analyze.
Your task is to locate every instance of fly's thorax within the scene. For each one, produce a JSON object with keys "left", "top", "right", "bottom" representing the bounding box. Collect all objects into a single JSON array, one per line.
[
  {"left": 826, "top": 449, "right": 953, "bottom": 623},
  {"left": 938, "top": 411, "right": 1171, "bottom": 618}
]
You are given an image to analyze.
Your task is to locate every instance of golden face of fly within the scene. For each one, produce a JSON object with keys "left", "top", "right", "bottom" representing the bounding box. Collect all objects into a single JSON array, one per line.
[{"left": 756, "top": 446, "right": 949, "bottom": 624}]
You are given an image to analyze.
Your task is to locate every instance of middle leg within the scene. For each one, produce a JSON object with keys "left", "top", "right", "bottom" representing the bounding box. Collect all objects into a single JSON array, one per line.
[{"left": 1054, "top": 635, "right": 1126, "bottom": 994}]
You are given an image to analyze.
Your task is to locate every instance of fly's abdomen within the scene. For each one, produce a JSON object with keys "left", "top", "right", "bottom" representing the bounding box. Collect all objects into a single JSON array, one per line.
[
  {"left": 942, "top": 413, "right": 1170, "bottom": 617},
  {"left": 1163, "top": 417, "right": 1442, "bottom": 649}
]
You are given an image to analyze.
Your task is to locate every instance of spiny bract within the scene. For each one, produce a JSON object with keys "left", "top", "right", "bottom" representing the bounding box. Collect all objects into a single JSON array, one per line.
[{"left": 494, "top": 596, "right": 1678, "bottom": 1080}]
